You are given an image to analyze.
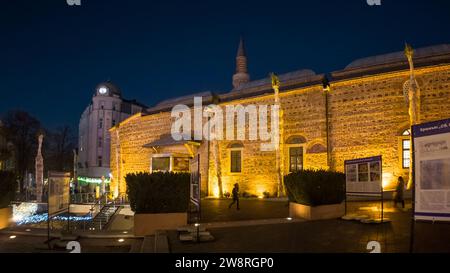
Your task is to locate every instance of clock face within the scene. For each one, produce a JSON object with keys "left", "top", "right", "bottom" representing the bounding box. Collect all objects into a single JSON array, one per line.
[{"left": 98, "top": 86, "right": 109, "bottom": 95}]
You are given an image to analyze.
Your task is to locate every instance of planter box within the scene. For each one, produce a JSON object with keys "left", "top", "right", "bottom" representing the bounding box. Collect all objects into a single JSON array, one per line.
[
  {"left": 0, "top": 207, "right": 12, "bottom": 230},
  {"left": 134, "top": 212, "right": 187, "bottom": 236},
  {"left": 289, "top": 202, "right": 345, "bottom": 221}
]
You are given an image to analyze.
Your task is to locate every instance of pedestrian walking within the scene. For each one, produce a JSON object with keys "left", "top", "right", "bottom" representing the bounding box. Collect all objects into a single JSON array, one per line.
[
  {"left": 228, "top": 183, "right": 240, "bottom": 210},
  {"left": 394, "top": 176, "right": 405, "bottom": 209}
]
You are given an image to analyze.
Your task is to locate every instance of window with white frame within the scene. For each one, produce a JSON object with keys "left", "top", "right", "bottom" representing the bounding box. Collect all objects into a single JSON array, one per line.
[{"left": 401, "top": 129, "right": 411, "bottom": 169}]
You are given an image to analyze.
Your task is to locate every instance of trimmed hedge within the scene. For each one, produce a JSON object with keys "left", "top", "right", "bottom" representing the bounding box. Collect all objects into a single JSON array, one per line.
[
  {"left": 284, "top": 170, "right": 345, "bottom": 207},
  {"left": 126, "top": 172, "right": 190, "bottom": 214},
  {"left": 0, "top": 171, "right": 16, "bottom": 208}
]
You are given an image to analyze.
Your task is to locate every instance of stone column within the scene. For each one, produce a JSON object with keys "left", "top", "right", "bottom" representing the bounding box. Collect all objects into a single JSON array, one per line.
[
  {"left": 405, "top": 44, "right": 421, "bottom": 189},
  {"left": 35, "top": 134, "right": 44, "bottom": 202},
  {"left": 271, "top": 73, "right": 285, "bottom": 197}
]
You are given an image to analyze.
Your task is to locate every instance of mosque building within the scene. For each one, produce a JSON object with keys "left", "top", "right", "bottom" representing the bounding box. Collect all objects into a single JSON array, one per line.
[{"left": 108, "top": 39, "right": 450, "bottom": 198}]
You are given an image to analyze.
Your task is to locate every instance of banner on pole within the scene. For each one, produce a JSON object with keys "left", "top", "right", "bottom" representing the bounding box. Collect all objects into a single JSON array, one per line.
[
  {"left": 412, "top": 118, "right": 450, "bottom": 222},
  {"left": 345, "top": 156, "right": 382, "bottom": 196}
]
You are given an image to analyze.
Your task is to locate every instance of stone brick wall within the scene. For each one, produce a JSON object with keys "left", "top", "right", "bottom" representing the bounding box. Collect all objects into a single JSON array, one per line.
[
  {"left": 110, "top": 112, "right": 173, "bottom": 196},
  {"left": 111, "top": 63, "right": 450, "bottom": 196},
  {"left": 110, "top": 110, "right": 211, "bottom": 197},
  {"left": 329, "top": 64, "right": 450, "bottom": 188}
]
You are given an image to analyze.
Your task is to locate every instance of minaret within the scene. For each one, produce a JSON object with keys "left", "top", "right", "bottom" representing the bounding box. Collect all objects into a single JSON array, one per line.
[{"left": 232, "top": 37, "right": 250, "bottom": 89}]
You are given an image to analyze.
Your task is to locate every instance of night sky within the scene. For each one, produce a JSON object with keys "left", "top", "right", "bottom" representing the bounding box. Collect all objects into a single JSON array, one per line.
[{"left": 1, "top": 0, "right": 449, "bottom": 130}]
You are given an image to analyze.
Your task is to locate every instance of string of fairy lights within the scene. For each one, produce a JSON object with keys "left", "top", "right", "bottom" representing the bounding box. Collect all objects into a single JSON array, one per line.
[{"left": 12, "top": 203, "right": 92, "bottom": 225}]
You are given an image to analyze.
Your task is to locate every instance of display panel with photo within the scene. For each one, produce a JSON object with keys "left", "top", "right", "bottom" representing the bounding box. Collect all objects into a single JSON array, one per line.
[
  {"left": 369, "top": 161, "right": 381, "bottom": 182},
  {"left": 420, "top": 158, "right": 450, "bottom": 190},
  {"left": 358, "top": 163, "right": 369, "bottom": 182},
  {"left": 346, "top": 164, "right": 357, "bottom": 182}
]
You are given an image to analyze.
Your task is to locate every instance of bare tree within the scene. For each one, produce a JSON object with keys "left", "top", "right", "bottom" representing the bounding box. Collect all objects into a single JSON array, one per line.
[
  {"left": 45, "top": 125, "right": 76, "bottom": 173},
  {"left": 1, "top": 110, "right": 42, "bottom": 192}
]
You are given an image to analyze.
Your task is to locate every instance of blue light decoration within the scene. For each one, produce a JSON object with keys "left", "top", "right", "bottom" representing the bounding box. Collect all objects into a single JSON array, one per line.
[
  {"left": 15, "top": 214, "right": 48, "bottom": 225},
  {"left": 12, "top": 202, "right": 93, "bottom": 225},
  {"left": 14, "top": 213, "right": 92, "bottom": 226}
]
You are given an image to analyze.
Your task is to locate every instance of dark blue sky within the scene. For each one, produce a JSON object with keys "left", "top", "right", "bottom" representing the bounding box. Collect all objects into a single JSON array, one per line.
[{"left": 1, "top": 0, "right": 449, "bottom": 129}]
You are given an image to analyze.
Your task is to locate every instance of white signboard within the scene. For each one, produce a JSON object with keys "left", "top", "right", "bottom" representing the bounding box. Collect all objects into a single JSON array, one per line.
[
  {"left": 413, "top": 118, "right": 450, "bottom": 222},
  {"left": 345, "top": 156, "right": 382, "bottom": 196}
]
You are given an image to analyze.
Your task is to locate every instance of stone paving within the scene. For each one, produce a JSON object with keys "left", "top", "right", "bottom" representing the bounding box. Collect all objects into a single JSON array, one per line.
[
  {"left": 1, "top": 199, "right": 449, "bottom": 253},
  {"left": 200, "top": 198, "right": 289, "bottom": 223},
  {"left": 0, "top": 234, "right": 138, "bottom": 253},
  {"left": 168, "top": 199, "right": 450, "bottom": 253}
]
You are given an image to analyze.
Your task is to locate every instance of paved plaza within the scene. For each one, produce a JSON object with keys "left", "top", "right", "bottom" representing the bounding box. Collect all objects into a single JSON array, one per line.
[
  {"left": 200, "top": 198, "right": 290, "bottom": 223},
  {"left": 1, "top": 199, "right": 450, "bottom": 253},
  {"left": 169, "top": 199, "right": 450, "bottom": 253}
]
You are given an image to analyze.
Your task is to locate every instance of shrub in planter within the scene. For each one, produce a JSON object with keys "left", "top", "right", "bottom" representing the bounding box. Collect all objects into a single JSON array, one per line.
[
  {"left": 263, "top": 191, "right": 271, "bottom": 199},
  {"left": 0, "top": 171, "right": 16, "bottom": 209},
  {"left": 126, "top": 172, "right": 190, "bottom": 214},
  {"left": 284, "top": 169, "right": 345, "bottom": 207},
  {"left": 224, "top": 192, "right": 231, "bottom": 199}
]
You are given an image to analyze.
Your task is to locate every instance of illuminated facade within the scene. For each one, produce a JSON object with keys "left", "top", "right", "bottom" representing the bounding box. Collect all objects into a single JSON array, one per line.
[
  {"left": 110, "top": 42, "right": 450, "bottom": 198},
  {"left": 77, "top": 82, "right": 147, "bottom": 181}
]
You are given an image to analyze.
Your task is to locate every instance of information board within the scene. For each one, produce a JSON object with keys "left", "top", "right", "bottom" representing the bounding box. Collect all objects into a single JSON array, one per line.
[
  {"left": 412, "top": 118, "right": 450, "bottom": 222},
  {"left": 345, "top": 156, "right": 382, "bottom": 196},
  {"left": 48, "top": 171, "right": 71, "bottom": 217}
]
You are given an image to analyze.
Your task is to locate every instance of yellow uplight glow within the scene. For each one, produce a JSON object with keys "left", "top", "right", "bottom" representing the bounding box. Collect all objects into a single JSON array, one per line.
[
  {"left": 382, "top": 172, "right": 394, "bottom": 190},
  {"left": 212, "top": 186, "right": 220, "bottom": 198},
  {"left": 255, "top": 184, "right": 268, "bottom": 199}
]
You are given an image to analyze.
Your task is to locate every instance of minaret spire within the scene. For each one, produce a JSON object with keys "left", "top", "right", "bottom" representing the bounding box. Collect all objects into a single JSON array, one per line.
[
  {"left": 232, "top": 36, "right": 250, "bottom": 89},
  {"left": 237, "top": 36, "right": 246, "bottom": 57}
]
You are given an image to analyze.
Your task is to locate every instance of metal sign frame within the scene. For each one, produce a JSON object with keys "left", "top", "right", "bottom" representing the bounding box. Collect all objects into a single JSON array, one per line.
[
  {"left": 189, "top": 154, "right": 201, "bottom": 223},
  {"left": 46, "top": 171, "right": 71, "bottom": 248}
]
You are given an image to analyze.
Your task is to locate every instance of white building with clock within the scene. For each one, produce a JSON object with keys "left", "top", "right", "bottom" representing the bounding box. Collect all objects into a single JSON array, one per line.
[{"left": 77, "top": 81, "right": 147, "bottom": 183}]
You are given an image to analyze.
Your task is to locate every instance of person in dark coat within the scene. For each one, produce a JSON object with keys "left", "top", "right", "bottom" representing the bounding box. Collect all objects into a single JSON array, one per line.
[
  {"left": 394, "top": 176, "right": 405, "bottom": 208},
  {"left": 228, "top": 183, "right": 240, "bottom": 210}
]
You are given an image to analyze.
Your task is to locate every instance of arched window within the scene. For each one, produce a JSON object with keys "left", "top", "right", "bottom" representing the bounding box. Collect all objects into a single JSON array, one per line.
[
  {"left": 401, "top": 129, "right": 411, "bottom": 169},
  {"left": 285, "top": 135, "right": 307, "bottom": 145}
]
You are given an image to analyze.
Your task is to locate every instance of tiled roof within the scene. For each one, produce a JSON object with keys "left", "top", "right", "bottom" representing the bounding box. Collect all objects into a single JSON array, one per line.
[
  {"left": 345, "top": 44, "right": 450, "bottom": 70},
  {"left": 143, "top": 133, "right": 200, "bottom": 148},
  {"left": 331, "top": 44, "right": 450, "bottom": 81}
]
